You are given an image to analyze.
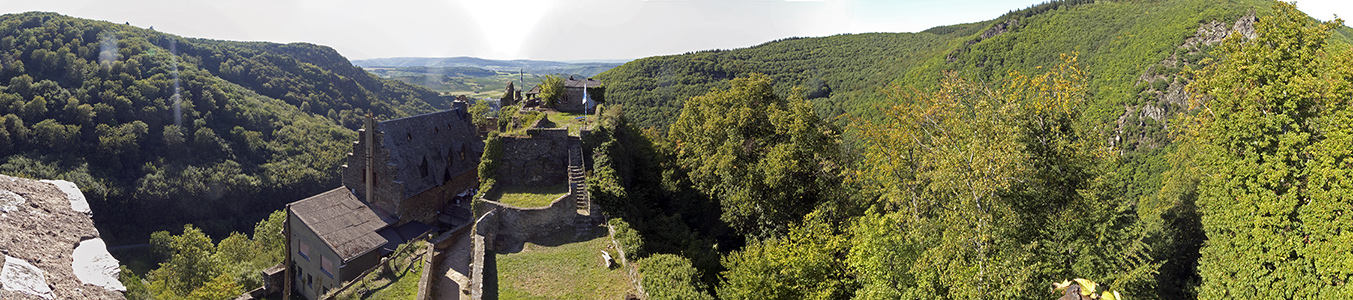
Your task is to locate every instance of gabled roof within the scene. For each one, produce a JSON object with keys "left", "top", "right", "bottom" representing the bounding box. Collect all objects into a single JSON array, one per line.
[
  {"left": 376, "top": 109, "right": 485, "bottom": 199},
  {"left": 564, "top": 78, "right": 601, "bottom": 88},
  {"left": 526, "top": 85, "right": 541, "bottom": 94},
  {"left": 288, "top": 187, "right": 391, "bottom": 262}
]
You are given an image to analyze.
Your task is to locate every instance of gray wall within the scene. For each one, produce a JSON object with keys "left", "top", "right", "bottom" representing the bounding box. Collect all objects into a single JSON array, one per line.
[
  {"left": 289, "top": 212, "right": 369, "bottom": 299},
  {"left": 494, "top": 130, "right": 572, "bottom": 187}
]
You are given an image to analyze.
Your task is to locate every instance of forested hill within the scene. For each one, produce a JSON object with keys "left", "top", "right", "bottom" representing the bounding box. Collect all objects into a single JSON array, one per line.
[
  {"left": 0, "top": 11, "right": 452, "bottom": 244},
  {"left": 596, "top": 0, "right": 1331, "bottom": 132}
]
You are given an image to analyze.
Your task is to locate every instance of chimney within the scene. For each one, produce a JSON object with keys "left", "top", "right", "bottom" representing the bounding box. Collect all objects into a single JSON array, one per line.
[{"left": 364, "top": 113, "right": 374, "bottom": 204}]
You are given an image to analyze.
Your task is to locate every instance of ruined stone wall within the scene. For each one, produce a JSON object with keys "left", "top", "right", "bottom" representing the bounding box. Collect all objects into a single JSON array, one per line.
[
  {"left": 397, "top": 171, "right": 478, "bottom": 226},
  {"left": 473, "top": 193, "right": 576, "bottom": 251},
  {"left": 341, "top": 128, "right": 401, "bottom": 218},
  {"left": 495, "top": 130, "right": 572, "bottom": 187}
]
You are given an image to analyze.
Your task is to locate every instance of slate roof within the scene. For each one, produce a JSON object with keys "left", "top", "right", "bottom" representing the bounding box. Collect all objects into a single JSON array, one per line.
[
  {"left": 564, "top": 78, "right": 601, "bottom": 88},
  {"left": 377, "top": 109, "right": 485, "bottom": 199},
  {"left": 376, "top": 221, "right": 436, "bottom": 256},
  {"left": 526, "top": 85, "right": 541, "bottom": 94},
  {"left": 288, "top": 187, "right": 391, "bottom": 262}
]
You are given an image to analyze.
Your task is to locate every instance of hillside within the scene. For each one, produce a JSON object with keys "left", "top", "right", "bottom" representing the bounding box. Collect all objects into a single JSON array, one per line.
[
  {"left": 596, "top": 0, "right": 1311, "bottom": 131},
  {"left": 0, "top": 11, "right": 453, "bottom": 244},
  {"left": 586, "top": 0, "right": 1353, "bottom": 299}
]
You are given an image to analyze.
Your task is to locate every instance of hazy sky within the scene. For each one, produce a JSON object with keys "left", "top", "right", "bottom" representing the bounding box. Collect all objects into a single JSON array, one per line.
[{"left": 1, "top": 0, "right": 1350, "bottom": 61}]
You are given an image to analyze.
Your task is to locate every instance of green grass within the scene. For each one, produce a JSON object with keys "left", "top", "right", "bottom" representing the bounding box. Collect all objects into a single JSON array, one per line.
[
  {"left": 494, "top": 234, "right": 633, "bottom": 300},
  {"left": 545, "top": 111, "right": 592, "bottom": 135},
  {"left": 490, "top": 184, "right": 569, "bottom": 208},
  {"left": 331, "top": 241, "right": 427, "bottom": 300}
]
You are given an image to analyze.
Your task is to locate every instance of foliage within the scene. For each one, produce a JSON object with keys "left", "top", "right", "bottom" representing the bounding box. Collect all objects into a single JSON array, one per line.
[
  {"left": 585, "top": 105, "right": 738, "bottom": 289},
  {"left": 541, "top": 74, "right": 564, "bottom": 107},
  {"left": 609, "top": 218, "right": 644, "bottom": 262},
  {"left": 845, "top": 54, "right": 1155, "bottom": 299},
  {"left": 475, "top": 132, "right": 503, "bottom": 206},
  {"left": 717, "top": 214, "right": 854, "bottom": 300},
  {"left": 1171, "top": 1, "right": 1353, "bottom": 297},
  {"left": 126, "top": 210, "right": 285, "bottom": 300},
  {"left": 469, "top": 99, "right": 492, "bottom": 129},
  {"left": 0, "top": 12, "right": 454, "bottom": 244},
  {"left": 667, "top": 73, "right": 842, "bottom": 238},
  {"left": 639, "top": 254, "right": 714, "bottom": 300}
]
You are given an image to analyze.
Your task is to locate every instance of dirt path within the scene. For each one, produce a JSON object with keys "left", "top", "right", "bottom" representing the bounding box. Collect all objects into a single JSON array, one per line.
[{"left": 433, "top": 231, "right": 474, "bottom": 300}]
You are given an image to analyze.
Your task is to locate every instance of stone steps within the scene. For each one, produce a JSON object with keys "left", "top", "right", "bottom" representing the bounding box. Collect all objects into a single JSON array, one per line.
[{"left": 567, "top": 141, "right": 590, "bottom": 213}]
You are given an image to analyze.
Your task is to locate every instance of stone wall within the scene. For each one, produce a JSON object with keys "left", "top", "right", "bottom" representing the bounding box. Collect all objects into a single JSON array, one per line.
[
  {"left": 397, "top": 171, "right": 478, "bottom": 226},
  {"left": 473, "top": 192, "right": 577, "bottom": 251},
  {"left": 341, "top": 127, "right": 401, "bottom": 217},
  {"left": 495, "top": 129, "right": 573, "bottom": 187},
  {"left": 557, "top": 87, "right": 587, "bottom": 113}
]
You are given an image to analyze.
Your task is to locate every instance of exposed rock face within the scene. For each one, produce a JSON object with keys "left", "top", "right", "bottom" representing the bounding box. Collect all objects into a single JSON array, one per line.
[
  {"left": 2, "top": 255, "right": 54, "bottom": 299},
  {"left": 1113, "top": 11, "right": 1258, "bottom": 152},
  {"left": 0, "top": 174, "right": 125, "bottom": 299},
  {"left": 71, "top": 239, "right": 125, "bottom": 292}
]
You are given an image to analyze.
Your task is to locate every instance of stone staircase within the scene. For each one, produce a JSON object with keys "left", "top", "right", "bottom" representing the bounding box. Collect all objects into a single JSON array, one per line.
[{"left": 567, "top": 138, "right": 596, "bottom": 237}]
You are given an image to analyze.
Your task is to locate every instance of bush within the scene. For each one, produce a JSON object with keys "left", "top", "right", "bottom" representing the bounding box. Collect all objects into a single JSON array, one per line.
[
  {"left": 637, "top": 254, "right": 713, "bottom": 300},
  {"left": 609, "top": 218, "right": 643, "bottom": 262}
]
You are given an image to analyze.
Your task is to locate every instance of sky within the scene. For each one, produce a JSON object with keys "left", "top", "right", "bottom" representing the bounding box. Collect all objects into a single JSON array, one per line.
[{"left": 0, "top": 0, "right": 1350, "bottom": 62}]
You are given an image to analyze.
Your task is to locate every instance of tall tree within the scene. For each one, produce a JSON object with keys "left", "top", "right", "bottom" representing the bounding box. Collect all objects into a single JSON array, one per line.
[
  {"left": 541, "top": 74, "right": 565, "bottom": 107},
  {"left": 1177, "top": 1, "right": 1353, "bottom": 297},
  {"left": 848, "top": 54, "right": 1156, "bottom": 299},
  {"left": 667, "top": 73, "right": 841, "bottom": 238}
]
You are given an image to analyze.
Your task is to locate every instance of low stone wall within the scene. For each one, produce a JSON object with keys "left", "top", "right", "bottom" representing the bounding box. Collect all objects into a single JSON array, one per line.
[
  {"left": 469, "top": 231, "right": 488, "bottom": 300},
  {"left": 416, "top": 242, "right": 439, "bottom": 300},
  {"left": 474, "top": 192, "right": 576, "bottom": 250}
]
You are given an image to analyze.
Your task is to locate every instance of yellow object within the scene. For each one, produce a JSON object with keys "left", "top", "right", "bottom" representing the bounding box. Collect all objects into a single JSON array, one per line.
[{"left": 1072, "top": 278, "right": 1098, "bottom": 296}]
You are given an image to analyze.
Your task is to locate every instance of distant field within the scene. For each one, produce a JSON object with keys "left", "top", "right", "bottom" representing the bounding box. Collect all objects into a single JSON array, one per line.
[{"left": 364, "top": 67, "right": 547, "bottom": 99}]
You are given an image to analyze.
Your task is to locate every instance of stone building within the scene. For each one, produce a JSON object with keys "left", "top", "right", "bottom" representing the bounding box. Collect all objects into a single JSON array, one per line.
[
  {"left": 558, "top": 76, "right": 602, "bottom": 114},
  {"left": 284, "top": 102, "right": 483, "bottom": 300}
]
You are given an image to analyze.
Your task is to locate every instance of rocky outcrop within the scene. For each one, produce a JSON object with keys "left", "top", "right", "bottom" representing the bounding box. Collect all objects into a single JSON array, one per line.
[
  {"left": 1113, "top": 11, "right": 1258, "bottom": 152},
  {"left": 948, "top": 18, "right": 1020, "bottom": 63},
  {"left": 0, "top": 174, "right": 125, "bottom": 299}
]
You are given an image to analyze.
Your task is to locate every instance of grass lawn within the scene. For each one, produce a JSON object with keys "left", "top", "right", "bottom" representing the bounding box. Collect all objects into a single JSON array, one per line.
[
  {"left": 332, "top": 241, "right": 427, "bottom": 300},
  {"left": 490, "top": 184, "right": 569, "bottom": 208},
  {"left": 493, "top": 233, "right": 633, "bottom": 300}
]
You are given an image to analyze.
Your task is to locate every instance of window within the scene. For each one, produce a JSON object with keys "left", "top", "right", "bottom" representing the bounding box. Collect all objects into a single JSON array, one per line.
[
  {"left": 321, "top": 255, "right": 335, "bottom": 279},
  {"left": 306, "top": 273, "right": 313, "bottom": 289},
  {"left": 419, "top": 157, "right": 429, "bottom": 178},
  {"left": 298, "top": 241, "right": 310, "bottom": 261}
]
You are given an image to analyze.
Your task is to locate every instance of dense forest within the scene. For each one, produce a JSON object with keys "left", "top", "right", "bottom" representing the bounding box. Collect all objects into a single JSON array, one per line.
[
  {"left": 0, "top": 11, "right": 453, "bottom": 245},
  {"left": 588, "top": 0, "right": 1353, "bottom": 299}
]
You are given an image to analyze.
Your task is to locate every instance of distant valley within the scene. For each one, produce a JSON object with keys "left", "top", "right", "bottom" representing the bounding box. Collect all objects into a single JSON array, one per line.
[{"left": 354, "top": 57, "right": 627, "bottom": 98}]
